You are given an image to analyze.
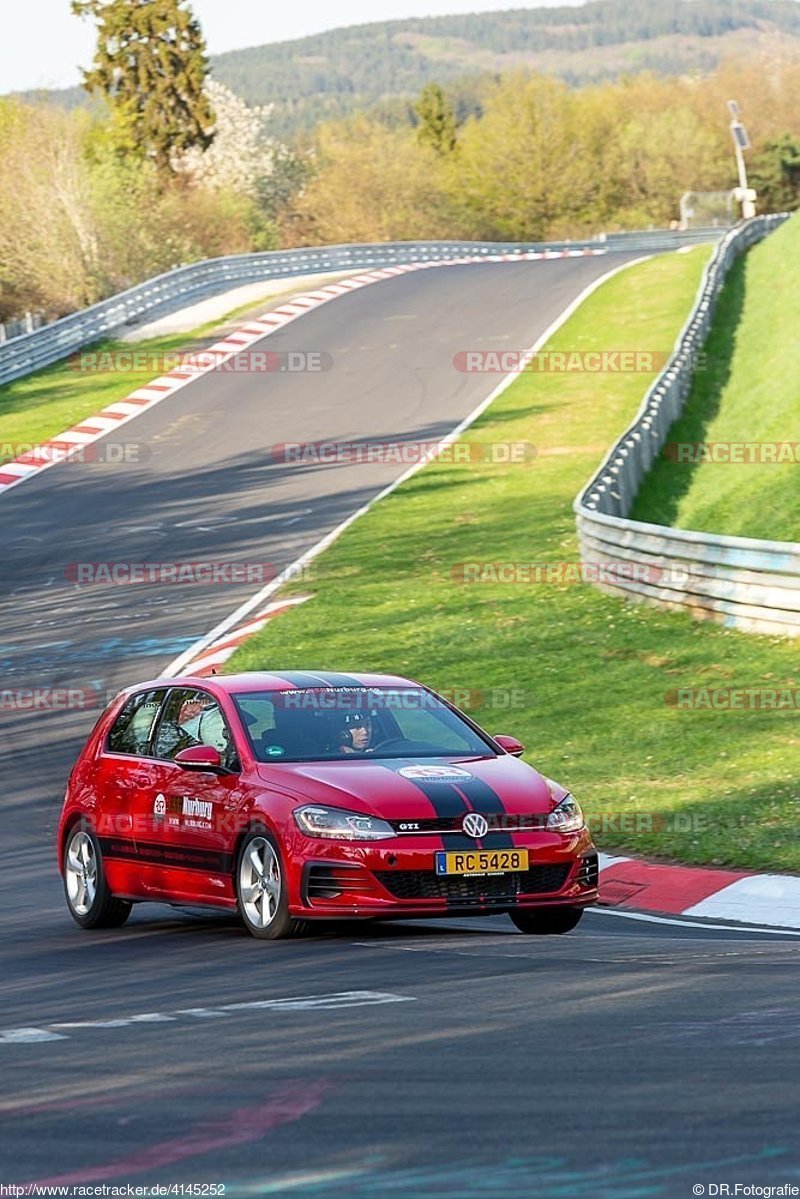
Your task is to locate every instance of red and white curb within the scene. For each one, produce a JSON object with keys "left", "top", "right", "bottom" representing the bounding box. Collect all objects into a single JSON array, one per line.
[
  {"left": 598, "top": 853, "right": 800, "bottom": 930},
  {"left": 0, "top": 248, "right": 605, "bottom": 500},
  {"left": 179, "top": 595, "right": 313, "bottom": 677}
]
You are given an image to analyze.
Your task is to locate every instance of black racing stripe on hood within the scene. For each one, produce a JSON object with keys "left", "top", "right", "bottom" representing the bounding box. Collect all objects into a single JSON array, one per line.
[
  {"left": 456, "top": 777, "right": 514, "bottom": 849},
  {"left": 382, "top": 763, "right": 473, "bottom": 851},
  {"left": 412, "top": 783, "right": 475, "bottom": 851},
  {"left": 271, "top": 671, "right": 335, "bottom": 688},
  {"left": 381, "top": 763, "right": 514, "bottom": 909},
  {"left": 311, "top": 672, "right": 370, "bottom": 688},
  {"left": 400, "top": 779, "right": 475, "bottom": 910}
]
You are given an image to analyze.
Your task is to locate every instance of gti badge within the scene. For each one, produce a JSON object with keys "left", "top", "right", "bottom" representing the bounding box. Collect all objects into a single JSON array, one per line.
[{"left": 462, "top": 812, "right": 488, "bottom": 839}]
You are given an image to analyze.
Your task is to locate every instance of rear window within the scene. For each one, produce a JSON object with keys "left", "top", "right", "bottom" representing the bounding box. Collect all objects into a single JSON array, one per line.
[{"left": 107, "top": 689, "right": 166, "bottom": 757}]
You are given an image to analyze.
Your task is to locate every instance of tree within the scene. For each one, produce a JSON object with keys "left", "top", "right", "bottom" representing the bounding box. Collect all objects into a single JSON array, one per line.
[
  {"left": 72, "top": 0, "right": 215, "bottom": 173},
  {"left": 255, "top": 144, "right": 314, "bottom": 223},
  {"left": 285, "top": 116, "right": 456, "bottom": 246},
  {"left": 0, "top": 100, "right": 100, "bottom": 318},
  {"left": 750, "top": 134, "right": 800, "bottom": 212},
  {"left": 180, "top": 81, "right": 274, "bottom": 196},
  {"left": 0, "top": 97, "right": 257, "bottom": 321},
  {"left": 415, "top": 83, "right": 457, "bottom": 155},
  {"left": 449, "top": 73, "right": 596, "bottom": 241}
]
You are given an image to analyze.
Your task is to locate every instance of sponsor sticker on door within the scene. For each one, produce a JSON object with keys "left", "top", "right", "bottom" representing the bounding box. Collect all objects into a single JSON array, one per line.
[{"left": 183, "top": 798, "right": 213, "bottom": 821}]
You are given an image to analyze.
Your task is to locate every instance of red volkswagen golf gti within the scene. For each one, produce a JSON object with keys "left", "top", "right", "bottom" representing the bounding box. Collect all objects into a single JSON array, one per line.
[{"left": 58, "top": 671, "right": 598, "bottom": 939}]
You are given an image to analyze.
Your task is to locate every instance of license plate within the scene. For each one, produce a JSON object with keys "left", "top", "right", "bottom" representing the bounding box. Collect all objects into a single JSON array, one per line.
[{"left": 435, "top": 849, "right": 529, "bottom": 876}]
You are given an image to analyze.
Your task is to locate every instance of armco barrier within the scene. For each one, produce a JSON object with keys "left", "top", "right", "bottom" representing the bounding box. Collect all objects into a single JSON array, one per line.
[
  {"left": 0, "top": 227, "right": 722, "bottom": 387},
  {"left": 574, "top": 213, "right": 800, "bottom": 637}
]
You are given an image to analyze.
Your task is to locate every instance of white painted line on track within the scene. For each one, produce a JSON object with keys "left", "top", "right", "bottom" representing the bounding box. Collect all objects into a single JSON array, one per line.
[
  {"left": 163, "top": 253, "right": 652, "bottom": 677},
  {"left": 224, "top": 990, "right": 415, "bottom": 1012},
  {"left": 0, "top": 1028, "right": 69, "bottom": 1044},
  {"left": 0, "top": 991, "right": 415, "bottom": 1048}
]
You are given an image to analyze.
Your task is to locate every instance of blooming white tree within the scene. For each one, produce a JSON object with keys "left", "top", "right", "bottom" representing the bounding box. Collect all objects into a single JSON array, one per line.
[{"left": 181, "top": 81, "right": 275, "bottom": 196}]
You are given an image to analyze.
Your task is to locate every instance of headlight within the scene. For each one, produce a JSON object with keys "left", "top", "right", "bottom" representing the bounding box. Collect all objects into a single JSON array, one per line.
[
  {"left": 546, "top": 795, "right": 585, "bottom": 833},
  {"left": 294, "top": 805, "right": 395, "bottom": 841}
]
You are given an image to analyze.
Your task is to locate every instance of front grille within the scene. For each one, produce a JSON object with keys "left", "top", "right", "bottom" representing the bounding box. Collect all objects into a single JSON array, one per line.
[
  {"left": 305, "top": 864, "right": 366, "bottom": 902},
  {"left": 374, "top": 863, "right": 572, "bottom": 904},
  {"left": 388, "top": 815, "right": 547, "bottom": 835}
]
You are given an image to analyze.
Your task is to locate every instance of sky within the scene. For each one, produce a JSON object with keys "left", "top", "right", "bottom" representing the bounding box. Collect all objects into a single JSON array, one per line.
[{"left": 0, "top": 0, "right": 586, "bottom": 94}]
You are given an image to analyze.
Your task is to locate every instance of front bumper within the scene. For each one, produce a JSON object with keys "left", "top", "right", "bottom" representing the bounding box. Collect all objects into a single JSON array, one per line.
[{"left": 288, "top": 832, "right": 598, "bottom": 919}]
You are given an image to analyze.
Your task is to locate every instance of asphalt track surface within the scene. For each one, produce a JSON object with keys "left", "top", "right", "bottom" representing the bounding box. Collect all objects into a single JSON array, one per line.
[{"left": 2, "top": 255, "right": 798, "bottom": 1195}]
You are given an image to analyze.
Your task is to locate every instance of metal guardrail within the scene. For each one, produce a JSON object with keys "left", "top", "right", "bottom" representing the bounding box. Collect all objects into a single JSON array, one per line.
[
  {"left": 0, "top": 227, "right": 723, "bottom": 388},
  {"left": 0, "top": 312, "right": 46, "bottom": 344},
  {"left": 574, "top": 214, "right": 800, "bottom": 637}
]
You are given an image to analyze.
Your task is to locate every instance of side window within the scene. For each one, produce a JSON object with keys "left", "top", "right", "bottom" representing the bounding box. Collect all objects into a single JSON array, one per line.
[
  {"left": 153, "top": 689, "right": 239, "bottom": 771},
  {"left": 236, "top": 697, "right": 277, "bottom": 753},
  {"left": 107, "top": 689, "right": 166, "bottom": 757}
]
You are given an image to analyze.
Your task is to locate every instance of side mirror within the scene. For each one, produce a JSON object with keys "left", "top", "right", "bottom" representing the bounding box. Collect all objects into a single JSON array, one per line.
[
  {"left": 174, "top": 745, "right": 224, "bottom": 772},
  {"left": 494, "top": 734, "right": 525, "bottom": 757}
]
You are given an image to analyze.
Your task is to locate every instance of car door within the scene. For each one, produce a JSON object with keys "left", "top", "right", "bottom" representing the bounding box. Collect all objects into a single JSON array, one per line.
[
  {"left": 141, "top": 686, "right": 245, "bottom": 904},
  {"left": 92, "top": 687, "right": 169, "bottom": 896}
]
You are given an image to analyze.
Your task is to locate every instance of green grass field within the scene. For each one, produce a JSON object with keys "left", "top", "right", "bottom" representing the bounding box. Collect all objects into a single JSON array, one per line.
[
  {"left": 632, "top": 214, "right": 800, "bottom": 542},
  {"left": 229, "top": 246, "right": 800, "bottom": 873}
]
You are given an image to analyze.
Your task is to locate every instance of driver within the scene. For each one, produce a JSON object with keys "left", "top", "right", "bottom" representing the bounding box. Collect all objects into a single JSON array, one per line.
[{"left": 338, "top": 712, "right": 374, "bottom": 754}]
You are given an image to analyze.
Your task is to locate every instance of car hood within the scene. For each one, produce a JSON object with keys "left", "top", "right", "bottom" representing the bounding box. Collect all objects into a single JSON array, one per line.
[{"left": 255, "top": 755, "right": 565, "bottom": 819}]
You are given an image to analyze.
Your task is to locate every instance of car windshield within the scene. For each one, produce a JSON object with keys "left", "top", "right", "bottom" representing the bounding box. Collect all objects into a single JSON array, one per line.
[{"left": 232, "top": 687, "right": 496, "bottom": 763}]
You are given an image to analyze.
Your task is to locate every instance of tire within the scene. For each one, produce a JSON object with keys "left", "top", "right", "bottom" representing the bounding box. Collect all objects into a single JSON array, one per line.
[
  {"left": 236, "top": 830, "right": 302, "bottom": 940},
  {"left": 510, "top": 906, "right": 584, "bottom": 935},
  {"left": 63, "top": 825, "right": 132, "bottom": 930}
]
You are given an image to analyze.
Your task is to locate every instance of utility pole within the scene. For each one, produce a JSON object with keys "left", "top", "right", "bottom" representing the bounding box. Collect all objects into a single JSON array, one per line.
[{"left": 727, "top": 100, "right": 757, "bottom": 219}]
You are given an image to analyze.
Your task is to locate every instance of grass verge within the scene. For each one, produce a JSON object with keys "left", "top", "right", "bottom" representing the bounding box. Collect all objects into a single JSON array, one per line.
[
  {"left": 632, "top": 213, "right": 800, "bottom": 541},
  {"left": 229, "top": 245, "right": 800, "bottom": 873}
]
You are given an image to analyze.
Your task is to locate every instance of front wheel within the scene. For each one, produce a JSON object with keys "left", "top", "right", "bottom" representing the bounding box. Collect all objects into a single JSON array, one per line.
[
  {"left": 510, "top": 906, "right": 584, "bottom": 935},
  {"left": 63, "top": 826, "right": 132, "bottom": 929},
  {"left": 236, "top": 831, "right": 302, "bottom": 940}
]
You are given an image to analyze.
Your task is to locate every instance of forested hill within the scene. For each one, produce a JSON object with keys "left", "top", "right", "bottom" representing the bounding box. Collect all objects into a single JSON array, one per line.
[
  {"left": 21, "top": 0, "right": 800, "bottom": 137},
  {"left": 210, "top": 0, "right": 800, "bottom": 134}
]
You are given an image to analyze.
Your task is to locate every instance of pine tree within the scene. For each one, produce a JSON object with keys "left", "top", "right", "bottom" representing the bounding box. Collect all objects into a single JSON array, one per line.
[
  {"left": 415, "top": 83, "right": 457, "bottom": 155},
  {"left": 72, "top": 0, "right": 215, "bottom": 173}
]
